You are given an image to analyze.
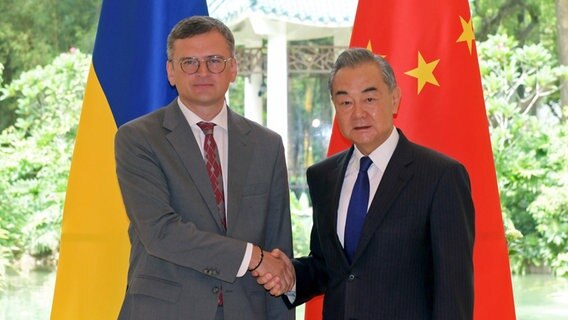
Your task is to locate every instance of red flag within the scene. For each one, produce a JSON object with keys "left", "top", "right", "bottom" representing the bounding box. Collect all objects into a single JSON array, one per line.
[{"left": 306, "top": 0, "right": 516, "bottom": 319}]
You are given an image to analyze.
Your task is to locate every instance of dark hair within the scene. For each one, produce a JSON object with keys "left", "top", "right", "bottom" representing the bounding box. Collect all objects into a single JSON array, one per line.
[
  {"left": 328, "top": 48, "right": 397, "bottom": 93},
  {"left": 167, "top": 16, "right": 235, "bottom": 59}
]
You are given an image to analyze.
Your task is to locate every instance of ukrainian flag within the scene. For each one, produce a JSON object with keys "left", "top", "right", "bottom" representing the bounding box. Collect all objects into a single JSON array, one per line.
[{"left": 51, "top": 1, "right": 208, "bottom": 319}]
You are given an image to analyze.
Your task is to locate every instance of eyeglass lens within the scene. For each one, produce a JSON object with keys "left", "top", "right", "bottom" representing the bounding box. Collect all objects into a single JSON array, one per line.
[{"left": 179, "top": 57, "right": 229, "bottom": 74}]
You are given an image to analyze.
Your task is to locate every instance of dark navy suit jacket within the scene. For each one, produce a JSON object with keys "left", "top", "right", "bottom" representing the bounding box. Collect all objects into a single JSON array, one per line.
[{"left": 289, "top": 129, "right": 474, "bottom": 320}]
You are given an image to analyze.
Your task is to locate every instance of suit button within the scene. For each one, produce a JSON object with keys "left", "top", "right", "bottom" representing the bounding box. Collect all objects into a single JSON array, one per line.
[
  {"left": 212, "top": 286, "right": 220, "bottom": 294},
  {"left": 348, "top": 274, "right": 355, "bottom": 281}
]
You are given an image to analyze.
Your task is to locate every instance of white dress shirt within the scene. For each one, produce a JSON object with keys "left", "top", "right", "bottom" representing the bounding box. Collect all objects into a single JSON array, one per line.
[{"left": 336, "top": 128, "right": 399, "bottom": 247}]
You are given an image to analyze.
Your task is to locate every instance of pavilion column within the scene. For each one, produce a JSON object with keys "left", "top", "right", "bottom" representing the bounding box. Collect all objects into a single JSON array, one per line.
[
  {"left": 243, "top": 43, "right": 263, "bottom": 125},
  {"left": 265, "top": 23, "right": 288, "bottom": 156}
]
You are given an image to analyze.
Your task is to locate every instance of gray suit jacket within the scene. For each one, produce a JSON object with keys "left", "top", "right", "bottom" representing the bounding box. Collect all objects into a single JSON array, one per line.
[
  {"left": 115, "top": 99, "right": 294, "bottom": 320},
  {"left": 289, "top": 129, "right": 474, "bottom": 320}
]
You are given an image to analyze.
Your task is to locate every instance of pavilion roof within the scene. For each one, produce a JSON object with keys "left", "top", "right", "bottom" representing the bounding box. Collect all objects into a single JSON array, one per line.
[{"left": 207, "top": 0, "right": 357, "bottom": 28}]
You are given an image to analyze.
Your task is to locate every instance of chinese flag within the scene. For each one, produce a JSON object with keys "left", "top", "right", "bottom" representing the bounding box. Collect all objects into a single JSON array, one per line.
[{"left": 305, "top": 0, "right": 516, "bottom": 319}]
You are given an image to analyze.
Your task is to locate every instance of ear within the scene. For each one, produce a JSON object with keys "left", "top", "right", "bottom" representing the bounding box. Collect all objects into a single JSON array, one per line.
[
  {"left": 391, "top": 87, "right": 402, "bottom": 114},
  {"left": 166, "top": 60, "right": 175, "bottom": 86},
  {"left": 229, "top": 58, "right": 238, "bottom": 83}
]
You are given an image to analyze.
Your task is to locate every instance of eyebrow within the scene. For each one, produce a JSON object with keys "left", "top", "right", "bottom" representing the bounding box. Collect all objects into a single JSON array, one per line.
[
  {"left": 362, "top": 86, "right": 378, "bottom": 93},
  {"left": 334, "top": 86, "right": 378, "bottom": 97},
  {"left": 179, "top": 55, "right": 225, "bottom": 60}
]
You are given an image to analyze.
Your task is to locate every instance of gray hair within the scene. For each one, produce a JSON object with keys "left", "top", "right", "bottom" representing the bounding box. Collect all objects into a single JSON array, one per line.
[
  {"left": 167, "top": 16, "right": 235, "bottom": 60},
  {"left": 328, "top": 48, "right": 397, "bottom": 93}
]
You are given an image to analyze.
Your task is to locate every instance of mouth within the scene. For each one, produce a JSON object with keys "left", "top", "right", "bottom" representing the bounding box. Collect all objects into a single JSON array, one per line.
[
  {"left": 193, "top": 83, "right": 214, "bottom": 88},
  {"left": 354, "top": 125, "right": 371, "bottom": 131}
]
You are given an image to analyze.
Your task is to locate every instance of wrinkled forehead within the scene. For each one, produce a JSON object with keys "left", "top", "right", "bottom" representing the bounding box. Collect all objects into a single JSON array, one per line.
[{"left": 332, "top": 64, "right": 386, "bottom": 94}]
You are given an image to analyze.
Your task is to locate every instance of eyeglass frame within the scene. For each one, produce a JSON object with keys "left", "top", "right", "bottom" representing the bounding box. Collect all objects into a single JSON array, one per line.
[{"left": 168, "top": 55, "right": 234, "bottom": 75}]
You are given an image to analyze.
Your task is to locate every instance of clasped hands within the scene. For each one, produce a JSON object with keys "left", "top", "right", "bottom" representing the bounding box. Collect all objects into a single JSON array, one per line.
[{"left": 250, "top": 247, "right": 295, "bottom": 296}]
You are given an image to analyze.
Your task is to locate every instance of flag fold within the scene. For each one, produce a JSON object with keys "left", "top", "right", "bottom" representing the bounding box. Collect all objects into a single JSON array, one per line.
[{"left": 313, "top": 0, "right": 515, "bottom": 319}]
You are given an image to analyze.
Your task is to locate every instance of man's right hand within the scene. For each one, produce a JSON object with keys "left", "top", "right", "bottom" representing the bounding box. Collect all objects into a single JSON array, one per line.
[{"left": 251, "top": 248, "right": 295, "bottom": 296}]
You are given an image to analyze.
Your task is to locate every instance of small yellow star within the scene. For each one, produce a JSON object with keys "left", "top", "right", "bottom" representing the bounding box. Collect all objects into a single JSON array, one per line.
[
  {"left": 457, "top": 16, "right": 475, "bottom": 54},
  {"left": 404, "top": 51, "right": 440, "bottom": 94},
  {"left": 366, "top": 39, "right": 387, "bottom": 58}
]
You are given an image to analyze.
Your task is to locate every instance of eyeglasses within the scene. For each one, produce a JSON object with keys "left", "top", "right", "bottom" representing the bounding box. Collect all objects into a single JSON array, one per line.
[{"left": 170, "top": 56, "right": 233, "bottom": 74}]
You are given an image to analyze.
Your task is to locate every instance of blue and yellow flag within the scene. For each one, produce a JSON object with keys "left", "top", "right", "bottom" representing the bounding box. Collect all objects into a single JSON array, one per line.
[{"left": 51, "top": 2, "right": 208, "bottom": 319}]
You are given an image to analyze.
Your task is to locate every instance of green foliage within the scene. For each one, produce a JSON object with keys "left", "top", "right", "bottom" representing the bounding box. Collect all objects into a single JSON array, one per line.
[
  {"left": 472, "top": 0, "right": 557, "bottom": 47},
  {"left": 288, "top": 73, "right": 334, "bottom": 196},
  {"left": 0, "top": 218, "right": 9, "bottom": 292},
  {"left": 478, "top": 34, "right": 568, "bottom": 276},
  {"left": 0, "top": 50, "right": 90, "bottom": 272},
  {"left": 0, "top": 0, "right": 101, "bottom": 131},
  {"left": 290, "top": 191, "right": 312, "bottom": 257},
  {"left": 0, "top": 0, "right": 100, "bottom": 83},
  {"left": 228, "top": 75, "right": 245, "bottom": 116},
  {"left": 526, "top": 132, "right": 568, "bottom": 276}
]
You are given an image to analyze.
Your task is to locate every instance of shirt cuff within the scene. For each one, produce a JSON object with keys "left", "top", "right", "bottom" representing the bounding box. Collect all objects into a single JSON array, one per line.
[
  {"left": 237, "top": 242, "right": 253, "bottom": 277},
  {"left": 285, "top": 282, "right": 297, "bottom": 303}
]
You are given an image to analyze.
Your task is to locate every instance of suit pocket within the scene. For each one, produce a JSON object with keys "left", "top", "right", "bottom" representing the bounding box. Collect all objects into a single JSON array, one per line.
[{"left": 128, "top": 275, "right": 182, "bottom": 303}]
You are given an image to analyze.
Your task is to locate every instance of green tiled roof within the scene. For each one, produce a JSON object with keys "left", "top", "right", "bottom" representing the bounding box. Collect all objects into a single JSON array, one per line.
[{"left": 207, "top": 0, "right": 357, "bottom": 27}]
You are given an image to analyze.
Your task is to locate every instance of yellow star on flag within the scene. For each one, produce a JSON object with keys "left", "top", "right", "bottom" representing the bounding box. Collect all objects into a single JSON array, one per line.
[
  {"left": 404, "top": 51, "right": 440, "bottom": 94},
  {"left": 457, "top": 16, "right": 475, "bottom": 54},
  {"left": 366, "top": 39, "right": 387, "bottom": 58}
]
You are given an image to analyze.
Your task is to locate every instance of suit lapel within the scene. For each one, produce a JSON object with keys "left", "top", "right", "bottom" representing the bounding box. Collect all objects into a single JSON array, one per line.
[
  {"left": 163, "top": 100, "right": 226, "bottom": 231},
  {"left": 352, "top": 131, "right": 414, "bottom": 262},
  {"left": 324, "top": 149, "right": 354, "bottom": 267},
  {"left": 225, "top": 108, "right": 253, "bottom": 235}
]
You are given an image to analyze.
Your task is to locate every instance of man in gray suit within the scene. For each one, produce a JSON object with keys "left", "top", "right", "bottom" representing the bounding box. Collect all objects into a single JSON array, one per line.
[
  {"left": 259, "top": 48, "right": 474, "bottom": 319},
  {"left": 115, "top": 16, "right": 295, "bottom": 320}
]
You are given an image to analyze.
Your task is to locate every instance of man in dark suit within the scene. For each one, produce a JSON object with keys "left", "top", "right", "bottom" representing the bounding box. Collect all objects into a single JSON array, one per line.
[
  {"left": 258, "top": 48, "right": 475, "bottom": 319},
  {"left": 114, "top": 16, "right": 294, "bottom": 320}
]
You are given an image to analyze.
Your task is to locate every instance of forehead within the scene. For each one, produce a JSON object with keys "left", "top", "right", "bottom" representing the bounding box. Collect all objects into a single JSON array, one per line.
[
  {"left": 171, "top": 31, "right": 230, "bottom": 57},
  {"left": 332, "top": 62, "right": 385, "bottom": 94}
]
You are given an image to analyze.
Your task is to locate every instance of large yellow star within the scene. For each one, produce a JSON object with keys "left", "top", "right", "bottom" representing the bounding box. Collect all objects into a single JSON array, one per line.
[
  {"left": 404, "top": 51, "right": 440, "bottom": 94},
  {"left": 457, "top": 16, "right": 475, "bottom": 54}
]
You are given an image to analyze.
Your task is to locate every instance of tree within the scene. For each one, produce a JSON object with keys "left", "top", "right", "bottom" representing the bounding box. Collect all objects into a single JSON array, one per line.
[
  {"left": 0, "top": 0, "right": 101, "bottom": 131},
  {"left": 472, "top": 0, "right": 557, "bottom": 46},
  {"left": 472, "top": 0, "right": 568, "bottom": 118},
  {"left": 556, "top": 0, "right": 568, "bottom": 118},
  {"left": 0, "top": 50, "right": 89, "bottom": 277},
  {"left": 478, "top": 34, "right": 568, "bottom": 275}
]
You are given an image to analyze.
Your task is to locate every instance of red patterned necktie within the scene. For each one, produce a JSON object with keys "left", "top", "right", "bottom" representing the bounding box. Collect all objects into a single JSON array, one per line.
[
  {"left": 197, "top": 121, "right": 226, "bottom": 307},
  {"left": 197, "top": 121, "right": 226, "bottom": 230}
]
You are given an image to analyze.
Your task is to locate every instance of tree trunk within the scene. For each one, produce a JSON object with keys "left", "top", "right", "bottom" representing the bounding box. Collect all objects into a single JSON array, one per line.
[{"left": 557, "top": 0, "right": 568, "bottom": 121}]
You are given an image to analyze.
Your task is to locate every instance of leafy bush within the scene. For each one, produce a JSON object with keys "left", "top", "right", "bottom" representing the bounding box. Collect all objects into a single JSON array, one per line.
[
  {"left": 478, "top": 34, "right": 568, "bottom": 275},
  {"left": 290, "top": 191, "right": 312, "bottom": 257},
  {"left": 0, "top": 50, "right": 89, "bottom": 272}
]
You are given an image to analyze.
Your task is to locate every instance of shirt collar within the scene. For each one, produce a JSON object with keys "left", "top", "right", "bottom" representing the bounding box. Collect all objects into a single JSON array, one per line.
[
  {"left": 352, "top": 127, "right": 399, "bottom": 173},
  {"left": 177, "top": 97, "right": 228, "bottom": 131}
]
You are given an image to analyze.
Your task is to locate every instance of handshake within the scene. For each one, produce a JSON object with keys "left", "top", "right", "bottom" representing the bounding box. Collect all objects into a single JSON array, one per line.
[{"left": 248, "top": 246, "right": 295, "bottom": 296}]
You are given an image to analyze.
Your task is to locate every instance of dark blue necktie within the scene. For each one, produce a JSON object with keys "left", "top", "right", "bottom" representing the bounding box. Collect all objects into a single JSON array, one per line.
[{"left": 344, "top": 156, "right": 373, "bottom": 263}]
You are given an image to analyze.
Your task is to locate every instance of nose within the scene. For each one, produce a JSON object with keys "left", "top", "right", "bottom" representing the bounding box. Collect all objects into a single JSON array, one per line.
[
  {"left": 196, "top": 61, "right": 209, "bottom": 76},
  {"left": 352, "top": 102, "right": 366, "bottom": 118}
]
